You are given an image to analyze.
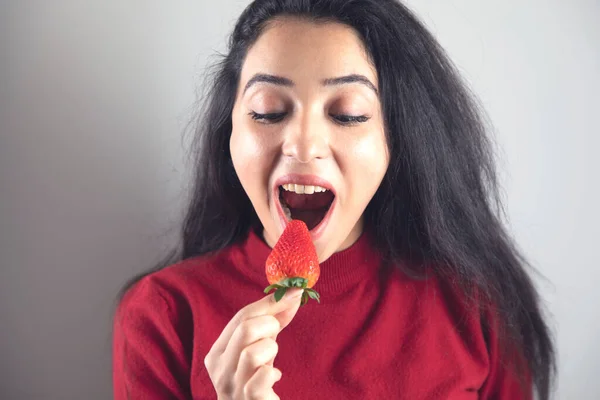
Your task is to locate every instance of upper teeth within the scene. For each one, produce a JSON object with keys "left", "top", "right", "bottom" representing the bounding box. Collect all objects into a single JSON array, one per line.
[{"left": 282, "top": 184, "right": 328, "bottom": 194}]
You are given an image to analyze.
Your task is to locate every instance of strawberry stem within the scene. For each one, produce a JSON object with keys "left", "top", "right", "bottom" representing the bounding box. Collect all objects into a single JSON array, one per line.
[
  {"left": 306, "top": 290, "right": 320, "bottom": 303},
  {"left": 278, "top": 277, "right": 308, "bottom": 288},
  {"left": 301, "top": 291, "right": 309, "bottom": 306},
  {"left": 274, "top": 287, "right": 288, "bottom": 302},
  {"left": 264, "top": 284, "right": 284, "bottom": 294},
  {"left": 264, "top": 277, "right": 320, "bottom": 305}
]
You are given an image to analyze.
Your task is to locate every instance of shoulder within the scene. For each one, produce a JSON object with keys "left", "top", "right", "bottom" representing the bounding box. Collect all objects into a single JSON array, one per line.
[
  {"left": 394, "top": 266, "right": 482, "bottom": 323},
  {"left": 392, "top": 266, "right": 491, "bottom": 355},
  {"left": 115, "top": 245, "right": 240, "bottom": 325},
  {"left": 418, "top": 270, "right": 532, "bottom": 397}
]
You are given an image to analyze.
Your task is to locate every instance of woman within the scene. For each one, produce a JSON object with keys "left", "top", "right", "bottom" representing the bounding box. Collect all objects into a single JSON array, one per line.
[{"left": 113, "top": 0, "right": 556, "bottom": 399}]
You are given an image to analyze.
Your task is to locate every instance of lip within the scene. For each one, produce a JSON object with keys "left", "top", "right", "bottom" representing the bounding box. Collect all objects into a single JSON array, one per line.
[{"left": 273, "top": 174, "right": 337, "bottom": 241}]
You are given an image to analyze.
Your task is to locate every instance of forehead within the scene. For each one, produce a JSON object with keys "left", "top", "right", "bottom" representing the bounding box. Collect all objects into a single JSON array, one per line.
[{"left": 241, "top": 17, "right": 378, "bottom": 89}]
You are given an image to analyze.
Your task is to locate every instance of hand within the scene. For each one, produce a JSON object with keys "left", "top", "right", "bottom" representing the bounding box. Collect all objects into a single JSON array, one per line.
[{"left": 204, "top": 287, "right": 304, "bottom": 399}]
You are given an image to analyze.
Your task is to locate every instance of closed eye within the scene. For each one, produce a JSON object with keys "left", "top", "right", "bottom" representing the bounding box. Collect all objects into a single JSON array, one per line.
[
  {"left": 248, "top": 111, "right": 370, "bottom": 126},
  {"left": 249, "top": 112, "right": 287, "bottom": 123}
]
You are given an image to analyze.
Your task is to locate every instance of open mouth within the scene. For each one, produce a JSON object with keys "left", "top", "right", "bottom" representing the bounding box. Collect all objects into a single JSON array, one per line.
[{"left": 278, "top": 184, "right": 335, "bottom": 231}]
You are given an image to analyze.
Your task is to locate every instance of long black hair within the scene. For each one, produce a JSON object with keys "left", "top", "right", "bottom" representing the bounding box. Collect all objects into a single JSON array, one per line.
[{"left": 120, "top": 0, "right": 555, "bottom": 397}]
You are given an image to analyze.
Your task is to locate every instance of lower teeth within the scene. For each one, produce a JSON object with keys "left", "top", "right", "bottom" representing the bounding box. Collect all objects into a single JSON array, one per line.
[{"left": 282, "top": 204, "right": 292, "bottom": 220}]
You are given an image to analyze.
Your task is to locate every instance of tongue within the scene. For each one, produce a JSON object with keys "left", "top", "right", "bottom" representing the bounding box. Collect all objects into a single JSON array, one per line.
[
  {"left": 290, "top": 209, "right": 327, "bottom": 230},
  {"left": 281, "top": 191, "right": 333, "bottom": 209},
  {"left": 281, "top": 190, "right": 334, "bottom": 231}
]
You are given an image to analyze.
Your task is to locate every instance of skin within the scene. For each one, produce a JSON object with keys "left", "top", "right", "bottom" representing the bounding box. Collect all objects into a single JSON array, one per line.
[
  {"left": 207, "top": 18, "right": 390, "bottom": 398},
  {"left": 204, "top": 288, "right": 304, "bottom": 400},
  {"left": 230, "top": 17, "right": 390, "bottom": 262}
]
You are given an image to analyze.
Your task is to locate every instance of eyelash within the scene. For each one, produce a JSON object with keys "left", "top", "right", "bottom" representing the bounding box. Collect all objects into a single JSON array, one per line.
[{"left": 248, "top": 111, "right": 370, "bottom": 126}]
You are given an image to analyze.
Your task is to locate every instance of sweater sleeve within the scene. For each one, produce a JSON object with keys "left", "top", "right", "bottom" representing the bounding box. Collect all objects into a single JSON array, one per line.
[
  {"left": 478, "top": 306, "right": 533, "bottom": 400},
  {"left": 112, "top": 277, "right": 192, "bottom": 399}
]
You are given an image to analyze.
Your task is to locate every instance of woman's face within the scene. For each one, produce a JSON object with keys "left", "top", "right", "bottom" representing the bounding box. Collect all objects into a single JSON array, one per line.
[{"left": 230, "top": 18, "right": 389, "bottom": 261}]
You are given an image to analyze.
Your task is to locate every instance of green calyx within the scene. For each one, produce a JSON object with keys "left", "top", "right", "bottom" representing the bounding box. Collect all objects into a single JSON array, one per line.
[{"left": 264, "top": 277, "right": 321, "bottom": 306}]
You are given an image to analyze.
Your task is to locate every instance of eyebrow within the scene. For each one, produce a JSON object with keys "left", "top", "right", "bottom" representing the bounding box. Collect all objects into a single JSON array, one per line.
[{"left": 243, "top": 73, "right": 378, "bottom": 95}]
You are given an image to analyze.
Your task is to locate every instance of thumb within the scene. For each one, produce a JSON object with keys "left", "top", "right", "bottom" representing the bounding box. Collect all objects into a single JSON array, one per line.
[{"left": 272, "top": 288, "right": 303, "bottom": 333}]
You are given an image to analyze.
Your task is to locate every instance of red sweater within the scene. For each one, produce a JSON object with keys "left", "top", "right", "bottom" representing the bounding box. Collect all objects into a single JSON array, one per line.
[{"left": 113, "top": 229, "right": 531, "bottom": 399}]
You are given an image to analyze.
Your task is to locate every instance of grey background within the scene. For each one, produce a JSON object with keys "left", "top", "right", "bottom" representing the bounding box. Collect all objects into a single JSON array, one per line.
[{"left": 1, "top": 0, "right": 598, "bottom": 399}]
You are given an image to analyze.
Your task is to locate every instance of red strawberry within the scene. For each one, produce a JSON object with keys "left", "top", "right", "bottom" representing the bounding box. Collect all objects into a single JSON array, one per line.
[{"left": 264, "top": 220, "right": 321, "bottom": 306}]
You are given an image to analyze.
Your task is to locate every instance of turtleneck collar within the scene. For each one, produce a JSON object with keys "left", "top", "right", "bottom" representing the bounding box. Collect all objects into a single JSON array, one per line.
[{"left": 233, "top": 226, "right": 384, "bottom": 298}]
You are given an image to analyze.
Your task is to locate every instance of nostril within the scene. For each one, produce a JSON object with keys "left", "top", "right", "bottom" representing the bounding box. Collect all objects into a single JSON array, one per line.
[{"left": 281, "top": 133, "right": 330, "bottom": 163}]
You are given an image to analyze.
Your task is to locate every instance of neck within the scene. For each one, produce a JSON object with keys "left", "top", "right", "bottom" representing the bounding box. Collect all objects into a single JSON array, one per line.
[{"left": 239, "top": 224, "right": 384, "bottom": 299}]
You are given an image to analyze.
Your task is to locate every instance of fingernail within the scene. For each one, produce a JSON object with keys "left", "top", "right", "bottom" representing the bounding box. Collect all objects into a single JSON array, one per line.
[{"left": 285, "top": 288, "right": 303, "bottom": 301}]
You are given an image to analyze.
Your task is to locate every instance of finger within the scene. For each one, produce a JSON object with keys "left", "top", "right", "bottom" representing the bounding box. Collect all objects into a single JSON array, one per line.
[
  {"left": 222, "top": 314, "right": 280, "bottom": 367},
  {"left": 244, "top": 365, "right": 282, "bottom": 400},
  {"left": 271, "top": 300, "right": 303, "bottom": 333},
  {"left": 210, "top": 288, "right": 304, "bottom": 354},
  {"left": 234, "top": 337, "right": 278, "bottom": 388}
]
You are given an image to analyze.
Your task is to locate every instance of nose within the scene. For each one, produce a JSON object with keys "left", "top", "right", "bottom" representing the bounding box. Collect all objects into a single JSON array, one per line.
[{"left": 281, "top": 112, "right": 330, "bottom": 163}]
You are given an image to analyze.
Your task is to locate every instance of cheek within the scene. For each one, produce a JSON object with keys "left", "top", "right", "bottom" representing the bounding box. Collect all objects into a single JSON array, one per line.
[
  {"left": 353, "top": 131, "right": 389, "bottom": 178},
  {"left": 343, "top": 130, "right": 389, "bottom": 204},
  {"left": 230, "top": 124, "right": 274, "bottom": 196},
  {"left": 231, "top": 130, "right": 256, "bottom": 172}
]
